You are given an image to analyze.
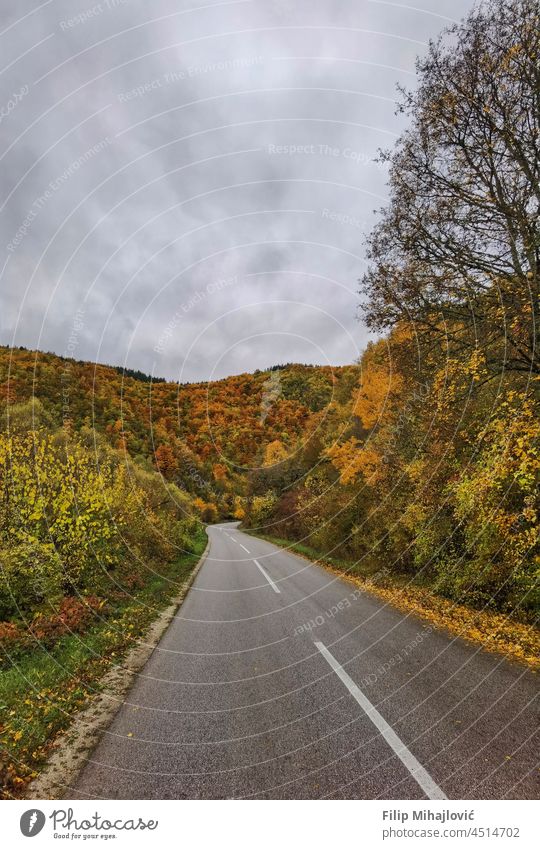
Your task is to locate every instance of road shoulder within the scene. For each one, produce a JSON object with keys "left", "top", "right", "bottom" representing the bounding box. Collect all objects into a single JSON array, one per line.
[
  {"left": 243, "top": 530, "right": 539, "bottom": 670},
  {"left": 25, "top": 535, "right": 210, "bottom": 800}
]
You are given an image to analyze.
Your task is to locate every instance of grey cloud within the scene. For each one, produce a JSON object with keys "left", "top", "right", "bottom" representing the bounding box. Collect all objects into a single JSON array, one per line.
[{"left": 1, "top": 0, "right": 476, "bottom": 381}]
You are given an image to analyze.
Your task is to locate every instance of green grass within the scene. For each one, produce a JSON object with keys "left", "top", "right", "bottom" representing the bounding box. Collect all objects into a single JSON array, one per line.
[{"left": 0, "top": 529, "right": 206, "bottom": 798}]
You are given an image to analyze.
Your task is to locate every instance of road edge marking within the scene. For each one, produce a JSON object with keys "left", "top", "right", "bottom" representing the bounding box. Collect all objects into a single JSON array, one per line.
[
  {"left": 314, "top": 640, "right": 447, "bottom": 800},
  {"left": 253, "top": 558, "right": 281, "bottom": 594}
]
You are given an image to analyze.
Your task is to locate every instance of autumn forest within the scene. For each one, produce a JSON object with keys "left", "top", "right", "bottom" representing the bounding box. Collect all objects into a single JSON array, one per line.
[{"left": 0, "top": 0, "right": 538, "bottom": 800}]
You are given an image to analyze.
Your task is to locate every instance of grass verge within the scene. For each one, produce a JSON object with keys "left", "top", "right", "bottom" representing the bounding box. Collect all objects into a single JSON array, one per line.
[
  {"left": 0, "top": 529, "right": 206, "bottom": 799},
  {"left": 245, "top": 531, "right": 540, "bottom": 670}
]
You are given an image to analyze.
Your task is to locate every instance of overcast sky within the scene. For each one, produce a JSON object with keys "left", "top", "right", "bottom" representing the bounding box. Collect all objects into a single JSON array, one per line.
[{"left": 1, "top": 0, "right": 476, "bottom": 382}]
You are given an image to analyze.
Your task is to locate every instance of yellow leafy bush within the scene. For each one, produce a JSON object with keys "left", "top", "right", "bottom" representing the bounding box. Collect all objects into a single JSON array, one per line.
[
  {"left": 449, "top": 393, "right": 540, "bottom": 609},
  {"left": 0, "top": 540, "right": 62, "bottom": 619},
  {"left": 0, "top": 430, "right": 201, "bottom": 616}
]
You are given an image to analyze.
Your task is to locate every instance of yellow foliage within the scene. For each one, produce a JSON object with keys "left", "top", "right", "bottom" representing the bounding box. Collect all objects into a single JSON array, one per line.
[
  {"left": 193, "top": 498, "right": 218, "bottom": 523},
  {"left": 0, "top": 429, "right": 200, "bottom": 613},
  {"left": 354, "top": 365, "right": 402, "bottom": 429},
  {"left": 263, "top": 440, "right": 289, "bottom": 466},
  {"left": 0, "top": 431, "right": 140, "bottom": 588},
  {"left": 212, "top": 463, "right": 227, "bottom": 482},
  {"left": 233, "top": 496, "right": 245, "bottom": 520},
  {"left": 327, "top": 438, "right": 382, "bottom": 484}
]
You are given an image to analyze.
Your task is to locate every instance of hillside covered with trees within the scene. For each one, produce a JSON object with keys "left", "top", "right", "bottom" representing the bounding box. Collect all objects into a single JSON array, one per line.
[
  {"left": 1, "top": 318, "right": 537, "bottom": 624},
  {"left": 242, "top": 0, "right": 539, "bottom": 620},
  {"left": 0, "top": 0, "right": 538, "bottom": 798}
]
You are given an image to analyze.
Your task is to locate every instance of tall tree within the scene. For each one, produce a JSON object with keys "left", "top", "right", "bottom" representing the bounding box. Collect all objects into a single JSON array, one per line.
[{"left": 361, "top": 0, "right": 539, "bottom": 375}]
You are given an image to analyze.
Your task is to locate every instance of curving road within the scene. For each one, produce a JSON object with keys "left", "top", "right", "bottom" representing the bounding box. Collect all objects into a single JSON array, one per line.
[{"left": 71, "top": 523, "right": 539, "bottom": 800}]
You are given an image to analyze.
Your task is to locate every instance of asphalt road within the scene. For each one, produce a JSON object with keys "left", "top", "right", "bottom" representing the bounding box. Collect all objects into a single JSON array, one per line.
[{"left": 72, "top": 523, "right": 539, "bottom": 799}]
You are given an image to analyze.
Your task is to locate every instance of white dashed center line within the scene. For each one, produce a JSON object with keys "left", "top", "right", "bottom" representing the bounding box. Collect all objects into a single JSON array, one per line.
[
  {"left": 314, "top": 641, "right": 447, "bottom": 800},
  {"left": 253, "top": 559, "right": 281, "bottom": 593}
]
